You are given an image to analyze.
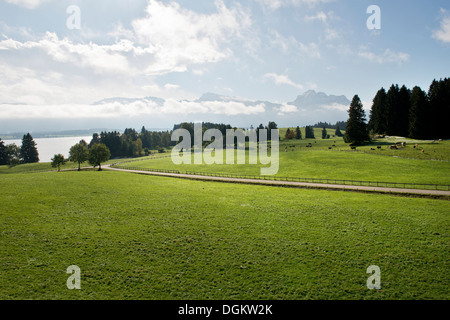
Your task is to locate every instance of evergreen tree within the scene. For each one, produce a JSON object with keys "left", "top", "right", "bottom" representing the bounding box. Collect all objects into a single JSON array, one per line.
[
  {"left": 368, "top": 88, "right": 388, "bottom": 134},
  {"left": 321, "top": 127, "right": 328, "bottom": 139},
  {"left": 0, "top": 139, "right": 8, "bottom": 165},
  {"left": 408, "top": 86, "right": 428, "bottom": 139},
  {"left": 344, "top": 95, "right": 369, "bottom": 145},
  {"left": 305, "top": 126, "right": 315, "bottom": 139},
  {"left": 385, "top": 84, "right": 400, "bottom": 136},
  {"left": 397, "top": 85, "right": 412, "bottom": 137},
  {"left": 20, "top": 133, "right": 39, "bottom": 164},
  {"left": 285, "top": 128, "right": 291, "bottom": 139},
  {"left": 295, "top": 126, "right": 302, "bottom": 139},
  {"left": 335, "top": 123, "right": 343, "bottom": 137},
  {"left": 428, "top": 78, "right": 450, "bottom": 139}
]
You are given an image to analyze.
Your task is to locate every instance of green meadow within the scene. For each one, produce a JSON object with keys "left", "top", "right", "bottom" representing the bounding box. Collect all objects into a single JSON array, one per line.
[
  {"left": 117, "top": 135, "right": 450, "bottom": 186},
  {"left": 0, "top": 129, "right": 449, "bottom": 300},
  {"left": 0, "top": 170, "right": 448, "bottom": 300}
]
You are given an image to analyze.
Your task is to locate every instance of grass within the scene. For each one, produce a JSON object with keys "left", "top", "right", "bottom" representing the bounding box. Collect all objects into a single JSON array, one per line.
[
  {"left": 120, "top": 142, "right": 450, "bottom": 186},
  {"left": 0, "top": 170, "right": 448, "bottom": 300}
]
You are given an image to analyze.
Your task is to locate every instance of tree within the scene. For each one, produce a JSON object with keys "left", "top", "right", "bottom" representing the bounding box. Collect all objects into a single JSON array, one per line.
[
  {"left": 51, "top": 154, "right": 66, "bottom": 172},
  {"left": 20, "top": 133, "right": 39, "bottom": 164},
  {"left": 88, "top": 143, "right": 111, "bottom": 171},
  {"left": 408, "top": 86, "right": 428, "bottom": 139},
  {"left": 69, "top": 142, "right": 89, "bottom": 171},
  {"left": 344, "top": 95, "right": 369, "bottom": 145},
  {"left": 335, "top": 123, "right": 344, "bottom": 137},
  {"left": 267, "top": 121, "right": 278, "bottom": 141},
  {"left": 428, "top": 78, "right": 450, "bottom": 139},
  {"left": 5, "top": 144, "right": 21, "bottom": 166},
  {"left": 285, "top": 128, "right": 295, "bottom": 140},
  {"left": 295, "top": 126, "right": 302, "bottom": 140},
  {"left": 322, "top": 127, "right": 328, "bottom": 139},
  {"left": 368, "top": 88, "right": 388, "bottom": 134},
  {"left": 0, "top": 139, "right": 8, "bottom": 165},
  {"left": 305, "top": 126, "right": 315, "bottom": 139}
]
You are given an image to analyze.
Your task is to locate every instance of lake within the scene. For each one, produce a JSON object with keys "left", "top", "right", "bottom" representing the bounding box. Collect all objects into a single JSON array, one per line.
[{"left": 3, "top": 136, "right": 93, "bottom": 163}]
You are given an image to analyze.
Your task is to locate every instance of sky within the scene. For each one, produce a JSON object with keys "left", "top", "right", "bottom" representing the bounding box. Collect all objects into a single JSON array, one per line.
[{"left": 0, "top": 0, "right": 449, "bottom": 132}]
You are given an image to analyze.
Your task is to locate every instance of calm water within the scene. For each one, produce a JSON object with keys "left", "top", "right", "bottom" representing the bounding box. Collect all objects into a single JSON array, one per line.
[{"left": 3, "top": 136, "right": 92, "bottom": 163}]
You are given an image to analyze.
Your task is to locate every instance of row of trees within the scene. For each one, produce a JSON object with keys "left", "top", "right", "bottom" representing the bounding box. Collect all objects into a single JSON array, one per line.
[
  {"left": 344, "top": 78, "right": 449, "bottom": 145},
  {"left": 0, "top": 133, "right": 39, "bottom": 166},
  {"left": 368, "top": 78, "right": 450, "bottom": 139},
  {"left": 50, "top": 140, "right": 112, "bottom": 171},
  {"left": 88, "top": 127, "right": 173, "bottom": 159}
]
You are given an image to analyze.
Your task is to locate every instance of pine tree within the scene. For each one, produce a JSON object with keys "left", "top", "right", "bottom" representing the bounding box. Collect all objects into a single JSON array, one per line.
[
  {"left": 295, "top": 126, "right": 302, "bottom": 139},
  {"left": 409, "top": 86, "right": 428, "bottom": 139},
  {"left": 20, "top": 133, "right": 39, "bottom": 164},
  {"left": 428, "top": 78, "right": 450, "bottom": 139},
  {"left": 285, "top": 128, "right": 291, "bottom": 139},
  {"left": 344, "top": 95, "right": 369, "bottom": 145},
  {"left": 368, "top": 88, "right": 388, "bottom": 134},
  {"left": 385, "top": 84, "right": 400, "bottom": 136},
  {"left": 0, "top": 139, "right": 8, "bottom": 165},
  {"left": 305, "top": 126, "right": 315, "bottom": 139},
  {"left": 335, "top": 123, "right": 343, "bottom": 137},
  {"left": 322, "top": 127, "right": 328, "bottom": 139}
]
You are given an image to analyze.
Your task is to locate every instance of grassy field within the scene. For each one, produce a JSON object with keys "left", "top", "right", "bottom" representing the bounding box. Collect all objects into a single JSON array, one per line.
[
  {"left": 118, "top": 139, "right": 450, "bottom": 186},
  {"left": 0, "top": 170, "right": 448, "bottom": 300}
]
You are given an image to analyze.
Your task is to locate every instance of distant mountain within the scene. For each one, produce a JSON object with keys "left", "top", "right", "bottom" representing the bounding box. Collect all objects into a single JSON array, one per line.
[
  {"left": 93, "top": 96, "right": 165, "bottom": 106},
  {"left": 289, "top": 90, "right": 350, "bottom": 108},
  {"left": 89, "top": 90, "right": 351, "bottom": 129}
]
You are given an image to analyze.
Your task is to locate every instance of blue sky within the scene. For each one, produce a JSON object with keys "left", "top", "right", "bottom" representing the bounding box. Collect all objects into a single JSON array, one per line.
[{"left": 0, "top": 0, "right": 449, "bottom": 131}]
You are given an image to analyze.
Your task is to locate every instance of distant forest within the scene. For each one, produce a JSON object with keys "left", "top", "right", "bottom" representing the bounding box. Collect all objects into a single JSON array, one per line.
[{"left": 368, "top": 78, "right": 450, "bottom": 139}]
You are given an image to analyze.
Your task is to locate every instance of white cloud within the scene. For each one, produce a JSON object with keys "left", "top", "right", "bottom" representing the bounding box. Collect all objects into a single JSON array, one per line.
[
  {"left": 276, "top": 103, "right": 299, "bottom": 115},
  {"left": 255, "top": 0, "right": 333, "bottom": 10},
  {"left": 264, "top": 73, "right": 304, "bottom": 90},
  {"left": 321, "top": 103, "right": 348, "bottom": 111},
  {"left": 358, "top": 48, "right": 409, "bottom": 64},
  {"left": 305, "top": 11, "right": 328, "bottom": 23},
  {"left": 0, "top": 99, "right": 266, "bottom": 119},
  {"left": 131, "top": 0, "right": 252, "bottom": 75},
  {"left": 269, "top": 30, "right": 321, "bottom": 58},
  {"left": 432, "top": 9, "right": 450, "bottom": 43},
  {"left": 4, "top": 0, "right": 50, "bottom": 9}
]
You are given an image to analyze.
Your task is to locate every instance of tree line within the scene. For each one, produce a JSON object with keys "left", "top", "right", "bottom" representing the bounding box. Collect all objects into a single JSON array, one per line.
[
  {"left": 344, "top": 77, "right": 450, "bottom": 145},
  {"left": 0, "top": 133, "right": 39, "bottom": 166},
  {"left": 368, "top": 78, "right": 450, "bottom": 139}
]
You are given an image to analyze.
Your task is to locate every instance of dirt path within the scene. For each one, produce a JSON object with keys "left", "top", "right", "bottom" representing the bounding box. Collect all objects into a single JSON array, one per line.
[{"left": 103, "top": 165, "right": 450, "bottom": 198}]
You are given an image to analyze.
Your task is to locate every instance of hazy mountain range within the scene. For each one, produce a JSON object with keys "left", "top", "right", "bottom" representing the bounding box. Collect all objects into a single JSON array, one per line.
[
  {"left": 93, "top": 90, "right": 351, "bottom": 129},
  {"left": 1, "top": 90, "right": 351, "bottom": 135}
]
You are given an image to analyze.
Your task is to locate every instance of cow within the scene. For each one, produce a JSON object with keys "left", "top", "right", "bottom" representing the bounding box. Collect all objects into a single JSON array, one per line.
[
  {"left": 377, "top": 146, "right": 381, "bottom": 150},
  {"left": 351, "top": 146, "right": 356, "bottom": 150}
]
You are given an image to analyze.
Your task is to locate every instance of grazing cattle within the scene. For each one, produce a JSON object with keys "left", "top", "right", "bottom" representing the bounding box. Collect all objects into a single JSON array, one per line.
[
  {"left": 421, "top": 149, "right": 425, "bottom": 153},
  {"left": 370, "top": 148, "right": 375, "bottom": 151},
  {"left": 351, "top": 146, "right": 356, "bottom": 150},
  {"left": 328, "top": 147, "right": 332, "bottom": 150},
  {"left": 377, "top": 146, "right": 381, "bottom": 150},
  {"left": 332, "top": 145, "right": 336, "bottom": 147},
  {"left": 439, "top": 139, "right": 443, "bottom": 142},
  {"left": 390, "top": 145, "right": 398, "bottom": 150}
]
